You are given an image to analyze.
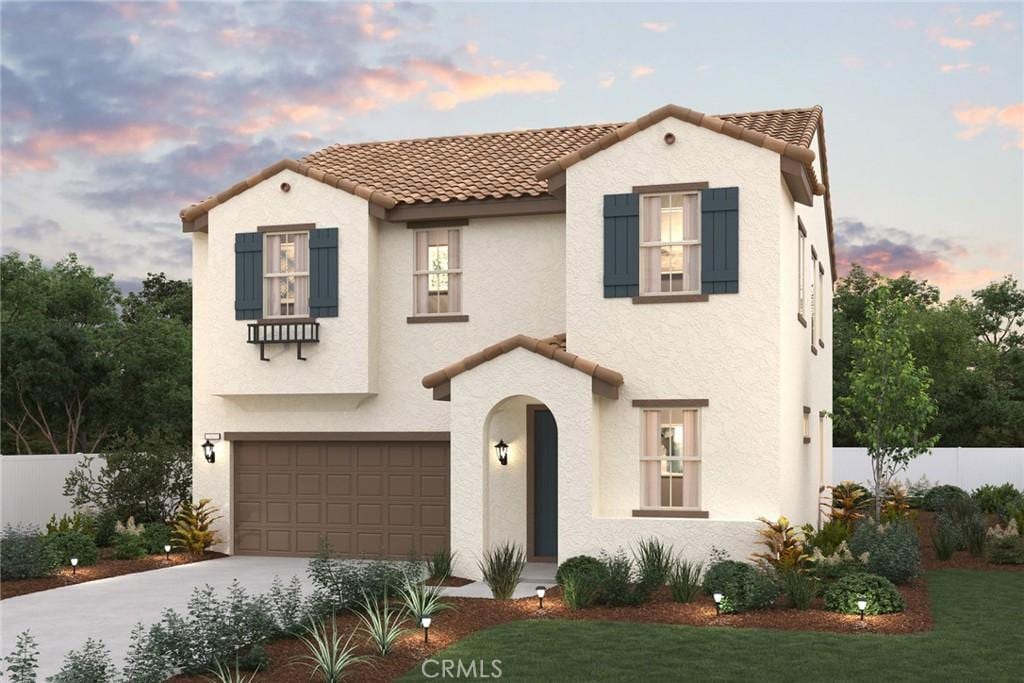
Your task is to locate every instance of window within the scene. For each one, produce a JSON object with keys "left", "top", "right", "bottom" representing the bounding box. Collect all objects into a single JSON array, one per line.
[
  {"left": 798, "top": 221, "right": 807, "bottom": 320},
  {"left": 264, "top": 231, "right": 309, "bottom": 317},
  {"left": 414, "top": 229, "right": 461, "bottom": 314},
  {"left": 809, "top": 250, "right": 818, "bottom": 344},
  {"left": 816, "top": 265, "right": 825, "bottom": 344},
  {"left": 640, "top": 408, "right": 701, "bottom": 509},
  {"left": 641, "top": 193, "right": 700, "bottom": 294}
]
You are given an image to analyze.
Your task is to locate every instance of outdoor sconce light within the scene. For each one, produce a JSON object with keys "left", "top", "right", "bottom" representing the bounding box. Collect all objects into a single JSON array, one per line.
[
  {"left": 164, "top": 544, "right": 172, "bottom": 561},
  {"left": 494, "top": 439, "right": 509, "bottom": 466},
  {"left": 70, "top": 557, "right": 79, "bottom": 575},
  {"left": 421, "top": 616, "right": 432, "bottom": 643},
  {"left": 202, "top": 439, "right": 216, "bottom": 464},
  {"left": 712, "top": 591, "right": 723, "bottom": 616},
  {"left": 536, "top": 585, "right": 546, "bottom": 610},
  {"left": 857, "top": 598, "right": 867, "bottom": 621}
]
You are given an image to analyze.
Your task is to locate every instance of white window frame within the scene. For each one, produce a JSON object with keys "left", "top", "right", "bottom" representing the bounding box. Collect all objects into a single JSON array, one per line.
[
  {"left": 413, "top": 228, "right": 462, "bottom": 315},
  {"left": 638, "top": 407, "right": 702, "bottom": 511},
  {"left": 263, "top": 230, "right": 309, "bottom": 319},
  {"left": 640, "top": 191, "right": 702, "bottom": 296},
  {"left": 816, "top": 264, "right": 825, "bottom": 344},
  {"left": 798, "top": 222, "right": 807, "bottom": 318}
]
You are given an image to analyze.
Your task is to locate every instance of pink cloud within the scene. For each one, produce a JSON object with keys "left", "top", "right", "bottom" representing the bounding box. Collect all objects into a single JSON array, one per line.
[
  {"left": 641, "top": 21, "right": 674, "bottom": 33},
  {"left": 996, "top": 104, "right": 1024, "bottom": 149},
  {"left": 598, "top": 72, "right": 615, "bottom": 88},
  {"left": 928, "top": 27, "right": 975, "bottom": 50},
  {"left": 2, "top": 123, "right": 184, "bottom": 175},
  {"left": 940, "top": 63, "right": 971, "bottom": 73},
  {"left": 406, "top": 60, "right": 562, "bottom": 110},
  {"left": 953, "top": 103, "right": 1024, "bottom": 147},
  {"left": 631, "top": 65, "right": 654, "bottom": 79},
  {"left": 965, "top": 11, "right": 1002, "bottom": 28}
]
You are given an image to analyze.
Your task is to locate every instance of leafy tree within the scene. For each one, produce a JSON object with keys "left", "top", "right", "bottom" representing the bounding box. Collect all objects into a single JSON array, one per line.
[
  {"left": 971, "top": 275, "right": 1024, "bottom": 350},
  {"left": 1, "top": 253, "right": 121, "bottom": 453},
  {"left": 836, "top": 285, "right": 939, "bottom": 519},
  {"left": 120, "top": 272, "right": 192, "bottom": 327}
]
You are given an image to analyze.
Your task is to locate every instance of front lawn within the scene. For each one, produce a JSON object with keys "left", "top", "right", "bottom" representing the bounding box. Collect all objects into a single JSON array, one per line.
[{"left": 401, "top": 570, "right": 1022, "bottom": 681}]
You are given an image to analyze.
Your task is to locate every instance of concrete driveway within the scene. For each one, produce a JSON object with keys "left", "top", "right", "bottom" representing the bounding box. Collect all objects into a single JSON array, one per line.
[{"left": 0, "top": 556, "right": 311, "bottom": 679}]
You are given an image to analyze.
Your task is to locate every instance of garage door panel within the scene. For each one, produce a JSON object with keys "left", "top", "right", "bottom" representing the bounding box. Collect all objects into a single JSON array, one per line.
[{"left": 234, "top": 440, "right": 449, "bottom": 558}]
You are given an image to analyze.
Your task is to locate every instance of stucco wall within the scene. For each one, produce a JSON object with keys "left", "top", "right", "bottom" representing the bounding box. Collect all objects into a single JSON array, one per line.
[
  {"left": 191, "top": 170, "right": 566, "bottom": 551},
  {"left": 565, "top": 117, "right": 786, "bottom": 522}
]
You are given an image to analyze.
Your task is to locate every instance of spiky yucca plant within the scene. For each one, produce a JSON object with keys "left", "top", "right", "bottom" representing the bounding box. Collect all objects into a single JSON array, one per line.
[
  {"left": 398, "top": 575, "right": 452, "bottom": 622},
  {"left": 477, "top": 542, "right": 526, "bottom": 600},
  {"left": 294, "top": 615, "right": 372, "bottom": 682},
  {"left": 356, "top": 590, "right": 408, "bottom": 657},
  {"left": 204, "top": 658, "right": 259, "bottom": 683},
  {"left": 172, "top": 498, "right": 222, "bottom": 555}
]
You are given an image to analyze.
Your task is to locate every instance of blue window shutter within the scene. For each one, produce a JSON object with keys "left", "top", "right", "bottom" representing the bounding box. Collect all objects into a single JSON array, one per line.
[
  {"left": 309, "top": 227, "right": 339, "bottom": 317},
  {"left": 700, "top": 187, "right": 739, "bottom": 294},
  {"left": 234, "top": 232, "right": 262, "bottom": 320},
  {"left": 603, "top": 193, "right": 640, "bottom": 298}
]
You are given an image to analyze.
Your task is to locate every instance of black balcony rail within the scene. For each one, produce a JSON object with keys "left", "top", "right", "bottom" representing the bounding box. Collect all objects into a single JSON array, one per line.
[{"left": 247, "top": 320, "right": 320, "bottom": 361}]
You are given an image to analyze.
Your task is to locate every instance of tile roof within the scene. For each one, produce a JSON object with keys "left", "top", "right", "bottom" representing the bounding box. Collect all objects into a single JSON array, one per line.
[
  {"left": 421, "top": 333, "right": 624, "bottom": 391},
  {"left": 180, "top": 103, "right": 825, "bottom": 223}
]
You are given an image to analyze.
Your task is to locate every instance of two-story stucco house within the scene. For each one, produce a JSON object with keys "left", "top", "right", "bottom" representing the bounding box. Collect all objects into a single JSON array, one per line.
[{"left": 183, "top": 103, "right": 834, "bottom": 579}]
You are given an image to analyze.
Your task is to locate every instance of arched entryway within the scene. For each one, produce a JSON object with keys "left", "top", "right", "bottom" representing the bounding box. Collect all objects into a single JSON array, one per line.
[{"left": 483, "top": 395, "right": 559, "bottom": 562}]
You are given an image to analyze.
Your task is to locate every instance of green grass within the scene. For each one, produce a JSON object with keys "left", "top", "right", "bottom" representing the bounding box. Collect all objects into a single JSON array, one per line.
[{"left": 401, "top": 571, "right": 1023, "bottom": 681}]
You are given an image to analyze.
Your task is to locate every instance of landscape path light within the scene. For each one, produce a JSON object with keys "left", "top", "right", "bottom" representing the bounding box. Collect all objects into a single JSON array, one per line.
[
  {"left": 421, "top": 616, "right": 432, "bottom": 643},
  {"left": 70, "top": 557, "right": 78, "bottom": 575},
  {"left": 536, "top": 585, "right": 546, "bottom": 610},
  {"left": 857, "top": 598, "right": 867, "bottom": 621},
  {"left": 164, "top": 544, "right": 172, "bottom": 561},
  {"left": 713, "top": 592, "right": 723, "bottom": 616}
]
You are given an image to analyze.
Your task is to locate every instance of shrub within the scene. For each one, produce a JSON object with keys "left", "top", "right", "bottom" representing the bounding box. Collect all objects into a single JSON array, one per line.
[
  {"left": 600, "top": 549, "right": 656, "bottom": 606},
  {"left": 477, "top": 541, "right": 526, "bottom": 600},
  {"left": 555, "top": 555, "right": 603, "bottom": 585},
  {"left": 807, "top": 541, "right": 867, "bottom": 580},
  {"left": 121, "top": 623, "right": 171, "bottom": 683},
  {"left": 921, "top": 484, "right": 968, "bottom": 512},
  {"left": 356, "top": 590, "right": 407, "bottom": 656},
  {"left": 985, "top": 520, "right": 1024, "bottom": 565},
  {"left": 780, "top": 568, "right": 819, "bottom": 609},
  {"left": 1, "top": 525, "right": 59, "bottom": 579},
  {"left": 93, "top": 508, "right": 119, "bottom": 548},
  {"left": 829, "top": 481, "right": 871, "bottom": 525},
  {"left": 557, "top": 556, "right": 607, "bottom": 609},
  {"left": 963, "top": 515, "right": 987, "bottom": 557},
  {"left": 46, "top": 511, "right": 97, "bottom": 538},
  {"left": 849, "top": 519, "right": 920, "bottom": 584},
  {"left": 668, "top": 559, "right": 703, "bottom": 603},
  {"left": 426, "top": 547, "right": 455, "bottom": 581},
  {"left": 752, "top": 516, "right": 808, "bottom": 571},
  {"left": 172, "top": 498, "right": 221, "bottom": 555},
  {"left": 113, "top": 530, "right": 148, "bottom": 560},
  {"left": 823, "top": 573, "right": 905, "bottom": 615},
  {"left": 932, "top": 520, "right": 958, "bottom": 560},
  {"left": 141, "top": 522, "right": 173, "bottom": 554},
  {"left": 802, "top": 519, "right": 851, "bottom": 557},
  {"left": 49, "top": 638, "right": 116, "bottom": 683},
  {"left": 63, "top": 428, "right": 191, "bottom": 524},
  {"left": 701, "top": 560, "right": 778, "bottom": 613},
  {"left": 268, "top": 577, "right": 311, "bottom": 636},
  {"left": 294, "top": 615, "right": 371, "bottom": 682},
  {"left": 904, "top": 475, "right": 935, "bottom": 508},
  {"left": 882, "top": 483, "right": 914, "bottom": 522},
  {"left": 972, "top": 483, "right": 1022, "bottom": 514},
  {"left": 307, "top": 541, "right": 418, "bottom": 613},
  {"left": 46, "top": 530, "right": 99, "bottom": 566},
  {"left": 3, "top": 631, "right": 39, "bottom": 683},
  {"left": 633, "top": 537, "right": 673, "bottom": 586}
]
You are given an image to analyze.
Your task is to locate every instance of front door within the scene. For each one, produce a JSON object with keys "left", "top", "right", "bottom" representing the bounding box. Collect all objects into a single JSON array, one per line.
[{"left": 530, "top": 408, "right": 558, "bottom": 560}]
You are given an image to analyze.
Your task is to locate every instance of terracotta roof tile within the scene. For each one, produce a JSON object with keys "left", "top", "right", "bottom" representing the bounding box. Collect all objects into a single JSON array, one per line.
[{"left": 421, "top": 332, "right": 623, "bottom": 391}]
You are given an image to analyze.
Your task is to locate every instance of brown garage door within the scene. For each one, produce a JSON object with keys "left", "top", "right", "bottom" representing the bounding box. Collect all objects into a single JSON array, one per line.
[{"left": 233, "top": 440, "right": 449, "bottom": 557}]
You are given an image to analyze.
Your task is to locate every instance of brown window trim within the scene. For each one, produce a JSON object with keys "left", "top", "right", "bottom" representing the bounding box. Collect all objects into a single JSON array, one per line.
[
  {"left": 819, "top": 262, "right": 825, "bottom": 276},
  {"left": 632, "top": 294, "right": 709, "bottom": 305},
  {"left": 406, "top": 218, "right": 468, "bottom": 230},
  {"left": 257, "top": 317, "right": 316, "bottom": 325},
  {"left": 407, "top": 314, "right": 469, "bottom": 324},
  {"left": 223, "top": 431, "right": 450, "bottom": 442},
  {"left": 632, "top": 509, "right": 709, "bottom": 519},
  {"left": 797, "top": 312, "right": 807, "bottom": 327},
  {"left": 632, "top": 182, "right": 709, "bottom": 194},
  {"left": 803, "top": 437, "right": 812, "bottom": 444},
  {"left": 632, "top": 399, "right": 709, "bottom": 408},
  {"left": 797, "top": 217, "right": 807, "bottom": 237},
  {"left": 811, "top": 345, "right": 818, "bottom": 356},
  {"left": 258, "top": 223, "right": 316, "bottom": 233},
  {"left": 803, "top": 406, "right": 812, "bottom": 414},
  {"left": 810, "top": 244, "right": 818, "bottom": 260},
  {"left": 818, "top": 339, "right": 825, "bottom": 348}
]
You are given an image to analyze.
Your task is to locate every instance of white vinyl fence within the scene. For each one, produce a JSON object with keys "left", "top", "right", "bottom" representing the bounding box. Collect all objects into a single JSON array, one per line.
[
  {"left": 0, "top": 453, "right": 99, "bottom": 528},
  {"left": 833, "top": 447, "right": 1024, "bottom": 490}
]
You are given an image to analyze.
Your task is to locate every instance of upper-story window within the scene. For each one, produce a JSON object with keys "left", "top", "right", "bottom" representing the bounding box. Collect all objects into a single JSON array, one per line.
[
  {"left": 810, "top": 247, "right": 819, "bottom": 345},
  {"left": 797, "top": 219, "right": 807, "bottom": 321},
  {"left": 641, "top": 193, "right": 701, "bottom": 295},
  {"left": 414, "top": 229, "right": 461, "bottom": 315},
  {"left": 264, "top": 231, "right": 309, "bottom": 318},
  {"left": 640, "top": 407, "right": 701, "bottom": 509},
  {"left": 816, "top": 264, "right": 825, "bottom": 346}
]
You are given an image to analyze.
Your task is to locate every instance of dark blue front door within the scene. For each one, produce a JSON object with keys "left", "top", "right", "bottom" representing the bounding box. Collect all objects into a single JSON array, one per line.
[{"left": 533, "top": 409, "right": 558, "bottom": 558}]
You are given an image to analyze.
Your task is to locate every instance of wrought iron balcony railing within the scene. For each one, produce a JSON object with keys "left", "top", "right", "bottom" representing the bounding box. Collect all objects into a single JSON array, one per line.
[{"left": 247, "top": 320, "right": 320, "bottom": 361}]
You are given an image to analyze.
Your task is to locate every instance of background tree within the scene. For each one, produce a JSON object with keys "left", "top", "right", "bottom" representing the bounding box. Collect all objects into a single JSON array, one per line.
[{"left": 836, "top": 285, "right": 939, "bottom": 519}]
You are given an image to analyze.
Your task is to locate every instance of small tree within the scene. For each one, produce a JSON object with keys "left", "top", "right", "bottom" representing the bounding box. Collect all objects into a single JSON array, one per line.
[{"left": 837, "top": 285, "right": 939, "bottom": 519}]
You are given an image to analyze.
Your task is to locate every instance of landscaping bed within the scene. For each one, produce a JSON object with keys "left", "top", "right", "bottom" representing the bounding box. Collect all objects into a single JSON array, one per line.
[
  {"left": 917, "top": 511, "right": 1024, "bottom": 572},
  {"left": 0, "top": 551, "right": 224, "bottom": 600},
  {"left": 424, "top": 575, "right": 474, "bottom": 588}
]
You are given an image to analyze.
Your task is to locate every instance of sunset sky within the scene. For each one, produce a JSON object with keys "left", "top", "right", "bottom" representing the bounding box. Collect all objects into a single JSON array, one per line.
[{"left": 2, "top": 1, "right": 1021, "bottom": 297}]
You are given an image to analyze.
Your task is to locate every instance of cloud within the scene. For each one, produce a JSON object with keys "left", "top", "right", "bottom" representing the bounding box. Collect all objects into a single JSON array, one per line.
[
  {"left": 641, "top": 21, "right": 674, "bottom": 33},
  {"left": 840, "top": 55, "right": 864, "bottom": 69},
  {"left": 928, "top": 27, "right": 974, "bottom": 50},
  {"left": 963, "top": 11, "right": 1002, "bottom": 28},
  {"left": 598, "top": 72, "right": 615, "bottom": 88},
  {"left": 940, "top": 63, "right": 972, "bottom": 73},
  {"left": 5, "top": 216, "right": 60, "bottom": 241},
  {"left": 631, "top": 65, "right": 654, "bottom": 79},
  {"left": 953, "top": 103, "right": 1024, "bottom": 147},
  {"left": 405, "top": 59, "right": 562, "bottom": 110},
  {"left": 835, "top": 218, "right": 1000, "bottom": 296},
  {"left": 3, "top": 123, "right": 186, "bottom": 175}
]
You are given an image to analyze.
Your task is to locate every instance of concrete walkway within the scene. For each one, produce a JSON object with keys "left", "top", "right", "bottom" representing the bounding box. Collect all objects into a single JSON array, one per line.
[
  {"left": 441, "top": 562, "right": 557, "bottom": 599},
  {"left": 0, "top": 556, "right": 311, "bottom": 679}
]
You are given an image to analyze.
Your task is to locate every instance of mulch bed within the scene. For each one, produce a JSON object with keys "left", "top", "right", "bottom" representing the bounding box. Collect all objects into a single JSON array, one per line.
[
  {"left": 173, "top": 580, "right": 931, "bottom": 682},
  {"left": 1, "top": 551, "right": 225, "bottom": 600},
  {"left": 916, "top": 511, "right": 1024, "bottom": 572},
  {"left": 425, "top": 575, "right": 474, "bottom": 587}
]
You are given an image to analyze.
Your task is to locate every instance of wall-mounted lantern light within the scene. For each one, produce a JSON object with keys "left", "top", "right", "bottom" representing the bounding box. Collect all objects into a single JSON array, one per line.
[
  {"left": 494, "top": 440, "right": 509, "bottom": 466},
  {"left": 202, "top": 439, "right": 216, "bottom": 464}
]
